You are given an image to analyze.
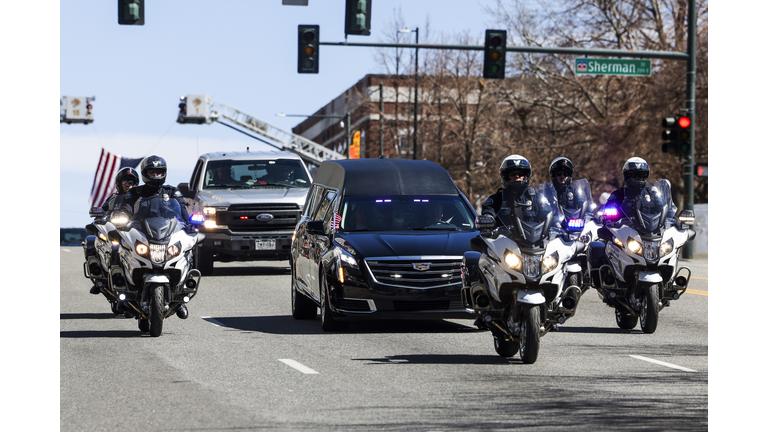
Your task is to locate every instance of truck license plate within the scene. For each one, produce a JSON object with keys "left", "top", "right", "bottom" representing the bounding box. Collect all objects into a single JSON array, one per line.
[{"left": 254, "top": 239, "right": 276, "bottom": 250}]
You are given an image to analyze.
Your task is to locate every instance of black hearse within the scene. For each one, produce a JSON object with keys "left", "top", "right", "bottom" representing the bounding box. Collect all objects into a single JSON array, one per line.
[{"left": 290, "top": 158, "right": 480, "bottom": 331}]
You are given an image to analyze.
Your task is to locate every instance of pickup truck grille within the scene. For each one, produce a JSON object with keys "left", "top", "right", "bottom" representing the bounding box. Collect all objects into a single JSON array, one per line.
[
  {"left": 365, "top": 259, "right": 463, "bottom": 289},
  {"left": 218, "top": 204, "right": 301, "bottom": 233}
]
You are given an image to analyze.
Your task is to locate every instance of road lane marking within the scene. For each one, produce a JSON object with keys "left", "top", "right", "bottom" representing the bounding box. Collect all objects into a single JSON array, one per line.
[
  {"left": 691, "top": 276, "right": 707, "bottom": 280},
  {"left": 62, "top": 248, "right": 71, "bottom": 252},
  {"left": 629, "top": 355, "right": 697, "bottom": 372},
  {"left": 687, "top": 289, "right": 708, "bottom": 296},
  {"left": 202, "top": 317, "right": 226, "bottom": 327},
  {"left": 279, "top": 359, "right": 319, "bottom": 374}
]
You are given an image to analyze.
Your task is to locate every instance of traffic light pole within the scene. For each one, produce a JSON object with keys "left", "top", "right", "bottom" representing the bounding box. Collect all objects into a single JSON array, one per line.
[{"left": 682, "top": 0, "right": 697, "bottom": 259}]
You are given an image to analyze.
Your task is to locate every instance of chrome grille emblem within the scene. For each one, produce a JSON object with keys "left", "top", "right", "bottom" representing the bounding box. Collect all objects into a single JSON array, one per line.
[
  {"left": 256, "top": 214, "right": 274, "bottom": 222},
  {"left": 412, "top": 263, "right": 431, "bottom": 271}
]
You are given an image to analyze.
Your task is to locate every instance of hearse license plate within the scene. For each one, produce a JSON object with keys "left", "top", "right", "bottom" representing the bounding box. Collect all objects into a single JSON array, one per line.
[{"left": 254, "top": 239, "right": 276, "bottom": 250}]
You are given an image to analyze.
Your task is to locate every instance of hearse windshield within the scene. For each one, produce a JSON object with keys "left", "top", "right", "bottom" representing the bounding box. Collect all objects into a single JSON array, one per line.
[{"left": 338, "top": 195, "right": 476, "bottom": 232}]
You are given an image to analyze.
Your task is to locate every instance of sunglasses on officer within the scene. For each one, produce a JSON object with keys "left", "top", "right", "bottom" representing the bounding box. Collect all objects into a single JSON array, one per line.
[{"left": 554, "top": 170, "right": 570, "bottom": 178}]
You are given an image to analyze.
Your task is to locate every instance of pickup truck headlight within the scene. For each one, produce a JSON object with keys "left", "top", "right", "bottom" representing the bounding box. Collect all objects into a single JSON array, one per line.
[{"left": 203, "top": 207, "right": 226, "bottom": 229}]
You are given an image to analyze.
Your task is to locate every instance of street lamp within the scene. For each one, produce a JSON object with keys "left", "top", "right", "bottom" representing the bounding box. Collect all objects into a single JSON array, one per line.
[
  {"left": 399, "top": 27, "right": 419, "bottom": 160},
  {"left": 277, "top": 112, "right": 352, "bottom": 156}
]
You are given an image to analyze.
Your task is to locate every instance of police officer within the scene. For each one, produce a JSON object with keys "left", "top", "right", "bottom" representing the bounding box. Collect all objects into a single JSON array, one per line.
[
  {"left": 605, "top": 157, "right": 677, "bottom": 220},
  {"left": 482, "top": 155, "right": 553, "bottom": 227},
  {"left": 88, "top": 167, "right": 140, "bottom": 295},
  {"left": 122, "top": 155, "right": 191, "bottom": 319}
]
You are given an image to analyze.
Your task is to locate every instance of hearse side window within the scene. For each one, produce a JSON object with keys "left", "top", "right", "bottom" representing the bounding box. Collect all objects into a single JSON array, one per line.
[
  {"left": 322, "top": 193, "right": 340, "bottom": 232},
  {"left": 314, "top": 190, "right": 337, "bottom": 223},
  {"left": 305, "top": 185, "right": 324, "bottom": 219}
]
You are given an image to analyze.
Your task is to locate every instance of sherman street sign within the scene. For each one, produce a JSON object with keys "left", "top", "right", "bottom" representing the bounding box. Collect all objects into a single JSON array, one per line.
[{"left": 575, "top": 58, "right": 652, "bottom": 76}]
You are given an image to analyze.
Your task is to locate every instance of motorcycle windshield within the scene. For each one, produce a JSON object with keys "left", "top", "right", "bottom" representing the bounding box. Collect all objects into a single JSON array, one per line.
[
  {"left": 132, "top": 196, "right": 183, "bottom": 241},
  {"left": 620, "top": 180, "right": 673, "bottom": 235},
  {"left": 497, "top": 184, "right": 559, "bottom": 248},
  {"left": 543, "top": 179, "right": 595, "bottom": 231}
]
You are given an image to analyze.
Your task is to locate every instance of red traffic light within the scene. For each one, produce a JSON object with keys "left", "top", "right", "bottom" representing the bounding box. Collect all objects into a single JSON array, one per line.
[{"left": 678, "top": 116, "right": 691, "bottom": 128}]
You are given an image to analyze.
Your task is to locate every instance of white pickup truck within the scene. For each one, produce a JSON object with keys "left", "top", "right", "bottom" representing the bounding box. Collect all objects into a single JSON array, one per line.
[{"left": 178, "top": 150, "right": 312, "bottom": 275}]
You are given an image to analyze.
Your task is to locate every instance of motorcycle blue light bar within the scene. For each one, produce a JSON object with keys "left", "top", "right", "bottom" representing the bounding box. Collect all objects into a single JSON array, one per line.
[
  {"left": 190, "top": 214, "right": 205, "bottom": 225},
  {"left": 567, "top": 218, "right": 585, "bottom": 229},
  {"left": 604, "top": 207, "right": 619, "bottom": 219}
]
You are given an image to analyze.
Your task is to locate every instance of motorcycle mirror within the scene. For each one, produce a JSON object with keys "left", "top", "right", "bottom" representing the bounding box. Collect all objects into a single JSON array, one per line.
[
  {"left": 678, "top": 210, "right": 695, "bottom": 226},
  {"left": 475, "top": 215, "right": 495, "bottom": 230},
  {"left": 85, "top": 223, "right": 98, "bottom": 236},
  {"left": 89, "top": 207, "right": 105, "bottom": 218}
]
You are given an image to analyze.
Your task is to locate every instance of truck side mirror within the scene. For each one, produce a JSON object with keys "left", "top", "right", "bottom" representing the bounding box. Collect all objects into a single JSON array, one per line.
[{"left": 178, "top": 183, "right": 193, "bottom": 199}]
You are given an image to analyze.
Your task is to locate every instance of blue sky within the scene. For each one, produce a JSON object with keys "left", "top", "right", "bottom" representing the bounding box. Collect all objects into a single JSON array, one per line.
[{"left": 59, "top": 0, "right": 498, "bottom": 228}]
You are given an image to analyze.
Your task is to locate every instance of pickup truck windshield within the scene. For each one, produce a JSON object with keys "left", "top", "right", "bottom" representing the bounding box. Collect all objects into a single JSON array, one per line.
[{"left": 204, "top": 159, "right": 310, "bottom": 189}]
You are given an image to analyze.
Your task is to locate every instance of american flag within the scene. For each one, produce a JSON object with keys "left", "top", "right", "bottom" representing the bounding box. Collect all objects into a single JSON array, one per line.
[
  {"left": 89, "top": 148, "right": 143, "bottom": 208},
  {"left": 332, "top": 212, "right": 342, "bottom": 230}
]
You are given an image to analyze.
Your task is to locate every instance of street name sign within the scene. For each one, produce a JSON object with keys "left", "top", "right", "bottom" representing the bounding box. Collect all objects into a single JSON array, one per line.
[{"left": 575, "top": 58, "right": 651, "bottom": 76}]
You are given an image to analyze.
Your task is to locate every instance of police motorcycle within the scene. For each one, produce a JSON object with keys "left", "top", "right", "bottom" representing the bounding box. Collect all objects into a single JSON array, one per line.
[
  {"left": 591, "top": 180, "right": 695, "bottom": 333},
  {"left": 543, "top": 179, "right": 600, "bottom": 314},
  {"left": 106, "top": 195, "right": 205, "bottom": 336},
  {"left": 461, "top": 187, "right": 586, "bottom": 364},
  {"left": 83, "top": 207, "right": 122, "bottom": 315}
]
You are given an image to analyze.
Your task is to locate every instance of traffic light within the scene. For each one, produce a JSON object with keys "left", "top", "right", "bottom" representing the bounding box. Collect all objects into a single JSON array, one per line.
[
  {"left": 483, "top": 30, "right": 507, "bottom": 79},
  {"left": 298, "top": 25, "right": 319, "bottom": 74},
  {"left": 345, "top": 0, "right": 372, "bottom": 36},
  {"left": 677, "top": 115, "right": 692, "bottom": 155},
  {"left": 661, "top": 116, "right": 679, "bottom": 155},
  {"left": 695, "top": 163, "right": 708, "bottom": 177},
  {"left": 118, "top": 0, "right": 144, "bottom": 25}
]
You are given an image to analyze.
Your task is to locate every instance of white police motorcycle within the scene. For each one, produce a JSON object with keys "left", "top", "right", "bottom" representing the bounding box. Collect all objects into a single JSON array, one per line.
[
  {"left": 461, "top": 187, "right": 586, "bottom": 364},
  {"left": 107, "top": 195, "right": 205, "bottom": 336},
  {"left": 83, "top": 208, "right": 122, "bottom": 315},
  {"left": 541, "top": 179, "right": 601, "bottom": 319},
  {"left": 591, "top": 180, "right": 695, "bottom": 333}
]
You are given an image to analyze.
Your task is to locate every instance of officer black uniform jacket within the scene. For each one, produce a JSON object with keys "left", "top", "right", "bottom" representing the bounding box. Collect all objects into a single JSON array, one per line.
[
  {"left": 606, "top": 185, "right": 677, "bottom": 220},
  {"left": 482, "top": 187, "right": 554, "bottom": 228},
  {"left": 122, "top": 184, "right": 191, "bottom": 223}
]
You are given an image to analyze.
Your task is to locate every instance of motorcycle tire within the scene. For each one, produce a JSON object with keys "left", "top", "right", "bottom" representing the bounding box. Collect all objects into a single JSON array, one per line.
[
  {"left": 148, "top": 285, "right": 164, "bottom": 337},
  {"left": 494, "top": 337, "right": 519, "bottom": 357},
  {"left": 292, "top": 269, "right": 317, "bottom": 320},
  {"left": 320, "top": 274, "right": 347, "bottom": 332},
  {"left": 519, "top": 304, "right": 540, "bottom": 364},
  {"left": 640, "top": 284, "right": 660, "bottom": 334},
  {"left": 615, "top": 309, "right": 638, "bottom": 330},
  {"left": 195, "top": 245, "right": 214, "bottom": 277},
  {"left": 138, "top": 319, "right": 150, "bottom": 333},
  {"left": 110, "top": 301, "right": 120, "bottom": 316}
]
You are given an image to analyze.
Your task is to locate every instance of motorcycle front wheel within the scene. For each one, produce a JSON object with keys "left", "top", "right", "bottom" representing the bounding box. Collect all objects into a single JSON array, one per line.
[
  {"left": 640, "top": 284, "right": 660, "bottom": 334},
  {"left": 494, "top": 337, "right": 519, "bottom": 357},
  {"left": 148, "top": 284, "right": 165, "bottom": 337},
  {"left": 519, "top": 304, "right": 540, "bottom": 364},
  {"left": 615, "top": 308, "right": 638, "bottom": 330}
]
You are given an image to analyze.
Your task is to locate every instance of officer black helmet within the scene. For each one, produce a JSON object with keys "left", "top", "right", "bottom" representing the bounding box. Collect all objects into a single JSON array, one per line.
[
  {"left": 499, "top": 155, "right": 532, "bottom": 194},
  {"left": 549, "top": 157, "right": 573, "bottom": 191},
  {"left": 141, "top": 155, "right": 167, "bottom": 187},
  {"left": 622, "top": 157, "right": 650, "bottom": 191},
  {"left": 115, "top": 167, "right": 140, "bottom": 194}
]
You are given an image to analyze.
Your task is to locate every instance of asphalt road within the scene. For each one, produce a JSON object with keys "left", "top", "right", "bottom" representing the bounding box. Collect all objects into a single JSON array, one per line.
[{"left": 60, "top": 247, "right": 708, "bottom": 431}]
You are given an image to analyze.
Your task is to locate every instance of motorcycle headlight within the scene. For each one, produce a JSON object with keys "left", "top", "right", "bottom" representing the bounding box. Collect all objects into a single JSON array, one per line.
[
  {"left": 98, "top": 232, "right": 108, "bottom": 242},
  {"left": 541, "top": 252, "right": 559, "bottom": 274},
  {"left": 613, "top": 237, "right": 624, "bottom": 248},
  {"left": 111, "top": 211, "right": 129, "bottom": 226},
  {"left": 149, "top": 243, "right": 166, "bottom": 263},
  {"left": 579, "top": 232, "right": 592, "bottom": 243},
  {"left": 627, "top": 239, "right": 643, "bottom": 255},
  {"left": 167, "top": 242, "right": 181, "bottom": 258},
  {"left": 504, "top": 251, "right": 522, "bottom": 271},
  {"left": 135, "top": 242, "right": 149, "bottom": 257},
  {"left": 659, "top": 238, "right": 674, "bottom": 257}
]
